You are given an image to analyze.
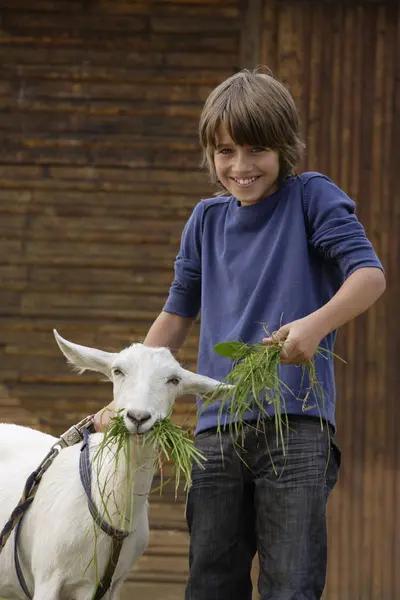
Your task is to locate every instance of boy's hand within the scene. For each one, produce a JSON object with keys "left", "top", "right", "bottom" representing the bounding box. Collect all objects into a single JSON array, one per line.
[
  {"left": 94, "top": 401, "right": 116, "bottom": 432},
  {"left": 262, "top": 316, "right": 325, "bottom": 365}
]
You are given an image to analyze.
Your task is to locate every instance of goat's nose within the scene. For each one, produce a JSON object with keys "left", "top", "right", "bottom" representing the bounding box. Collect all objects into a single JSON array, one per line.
[{"left": 126, "top": 410, "right": 152, "bottom": 426}]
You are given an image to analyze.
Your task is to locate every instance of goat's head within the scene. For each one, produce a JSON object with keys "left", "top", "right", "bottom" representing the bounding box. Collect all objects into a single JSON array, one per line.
[{"left": 54, "top": 330, "right": 227, "bottom": 435}]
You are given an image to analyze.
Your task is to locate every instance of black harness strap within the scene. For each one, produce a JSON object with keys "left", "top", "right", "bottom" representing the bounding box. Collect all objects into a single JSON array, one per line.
[
  {"left": 14, "top": 517, "right": 32, "bottom": 599},
  {"left": 79, "top": 428, "right": 129, "bottom": 600},
  {"left": 5, "top": 445, "right": 62, "bottom": 599}
]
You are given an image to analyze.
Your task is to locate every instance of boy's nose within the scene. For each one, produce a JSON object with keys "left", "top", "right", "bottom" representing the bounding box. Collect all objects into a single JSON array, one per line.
[{"left": 232, "top": 153, "right": 253, "bottom": 174}]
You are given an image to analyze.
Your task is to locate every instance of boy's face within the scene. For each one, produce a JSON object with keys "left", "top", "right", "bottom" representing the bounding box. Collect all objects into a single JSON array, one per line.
[{"left": 213, "top": 124, "right": 280, "bottom": 206}]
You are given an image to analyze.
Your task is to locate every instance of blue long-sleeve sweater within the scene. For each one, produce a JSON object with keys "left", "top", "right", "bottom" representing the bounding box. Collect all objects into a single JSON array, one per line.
[{"left": 163, "top": 172, "right": 383, "bottom": 433}]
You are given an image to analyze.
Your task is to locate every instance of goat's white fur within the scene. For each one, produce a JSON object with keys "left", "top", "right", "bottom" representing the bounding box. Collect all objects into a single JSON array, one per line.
[{"left": 0, "top": 330, "right": 224, "bottom": 600}]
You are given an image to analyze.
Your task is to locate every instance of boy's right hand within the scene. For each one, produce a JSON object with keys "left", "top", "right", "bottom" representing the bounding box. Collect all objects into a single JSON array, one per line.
[{"left": 94, "top": 401, "right": 116, "bottom": 432}]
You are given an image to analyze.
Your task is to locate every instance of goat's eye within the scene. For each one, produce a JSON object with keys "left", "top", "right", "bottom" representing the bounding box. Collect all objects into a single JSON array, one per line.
[
  {"left": 112, "top": 368, "right": 124, "bottom": 377},
  {"left": 167, "top": 376, "right": 181, "bottom": 386}
]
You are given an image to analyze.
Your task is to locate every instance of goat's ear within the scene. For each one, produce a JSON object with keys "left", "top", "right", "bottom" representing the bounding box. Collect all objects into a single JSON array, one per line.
[
  {"left": 180, "top": 370, "right": 232, "bottom": 398},
  {"left": 53, "top": 330, "right": 117, "bottom": 379}
]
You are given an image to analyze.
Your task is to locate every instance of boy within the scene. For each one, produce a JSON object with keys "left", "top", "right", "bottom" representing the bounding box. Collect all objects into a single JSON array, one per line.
[{"left": 96, "top": 68, "right": 385, "bottom": 599}]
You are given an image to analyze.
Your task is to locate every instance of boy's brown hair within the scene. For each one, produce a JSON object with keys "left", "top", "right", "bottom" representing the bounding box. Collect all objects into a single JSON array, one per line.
[{"left": 199, "top": 67, "right": 304, "bottom": 188}]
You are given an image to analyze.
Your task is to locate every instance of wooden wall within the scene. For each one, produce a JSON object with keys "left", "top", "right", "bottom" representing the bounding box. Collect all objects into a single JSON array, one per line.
[
  {"left": 253, "top": 2, "right": 399, "bottom": 599},
  {"left": 0, "top": 1, "right": 398, "bottom": 599}
]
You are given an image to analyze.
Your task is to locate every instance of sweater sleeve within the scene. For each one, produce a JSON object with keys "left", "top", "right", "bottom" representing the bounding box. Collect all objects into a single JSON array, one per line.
[
  {"left": 302, "top": 174, "right": 384, "bottom": 278},
  {"left": 163, "top": 201, "right": 203, "bottom": 318}
]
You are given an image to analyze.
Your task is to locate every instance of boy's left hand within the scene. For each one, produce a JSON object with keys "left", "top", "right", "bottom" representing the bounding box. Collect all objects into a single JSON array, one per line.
[{"left": 262, "top": 316, "right": 325, "bottom": 365}]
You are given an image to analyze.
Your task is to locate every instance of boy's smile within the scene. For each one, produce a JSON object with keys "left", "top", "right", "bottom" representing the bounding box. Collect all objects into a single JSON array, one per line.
[
  {"left": 232, "top": 175, "right": 260, "bottom": 186},
  {"left": 214, "top": 125, "right": 280, "bottom": 206}
]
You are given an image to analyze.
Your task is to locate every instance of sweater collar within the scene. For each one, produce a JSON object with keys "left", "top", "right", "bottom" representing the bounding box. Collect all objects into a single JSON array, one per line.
[{"left": 230, "top": 177, "right": 294, "bottom": 222}]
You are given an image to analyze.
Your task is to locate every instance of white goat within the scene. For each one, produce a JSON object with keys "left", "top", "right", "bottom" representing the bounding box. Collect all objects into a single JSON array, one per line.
[{"left": 0, "top": 330, "right": 224, "bottom": 600}]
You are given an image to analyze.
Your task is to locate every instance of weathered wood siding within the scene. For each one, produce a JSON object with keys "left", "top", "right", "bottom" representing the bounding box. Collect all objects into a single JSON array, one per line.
[{"left": 0, "top": 1, "right": 398, "bottom": 599}]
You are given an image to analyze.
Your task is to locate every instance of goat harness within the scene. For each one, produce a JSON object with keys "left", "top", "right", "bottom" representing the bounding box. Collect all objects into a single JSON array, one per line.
[{"left": 0, "top": 416, "right": 129, "bottom": 600}]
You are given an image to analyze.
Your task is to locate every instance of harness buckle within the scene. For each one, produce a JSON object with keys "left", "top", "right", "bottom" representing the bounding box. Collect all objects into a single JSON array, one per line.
[{"left": 59, "top": 415, "right": 96, "bottom": 448}]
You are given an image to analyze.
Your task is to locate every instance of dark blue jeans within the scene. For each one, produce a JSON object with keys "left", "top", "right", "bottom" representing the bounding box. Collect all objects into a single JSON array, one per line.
[{"left": 185, "top": 415, "right": 341, "bottom": 600}]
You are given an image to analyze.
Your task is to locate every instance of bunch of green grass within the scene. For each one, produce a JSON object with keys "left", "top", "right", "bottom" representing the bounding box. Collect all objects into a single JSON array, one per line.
[
  {"left": 92, "top": 411, "right": 132, "bottom": 527},
  {"left": 93, "top": 411, "right": 206, "bottom": 505},
  {"left": 201, "top": 338, "right": 340, "bottom": 457},
  {"left": 146, "top": 418, "right": 206, "bottom": 495}
]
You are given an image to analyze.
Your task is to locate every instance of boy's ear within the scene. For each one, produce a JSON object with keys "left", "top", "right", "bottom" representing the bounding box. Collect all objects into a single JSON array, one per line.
[{"left": 53, "top": 329, "right": 117, "bottom": 379}]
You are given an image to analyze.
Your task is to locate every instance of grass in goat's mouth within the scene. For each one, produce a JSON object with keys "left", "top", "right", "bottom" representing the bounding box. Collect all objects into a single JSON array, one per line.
[{"left": 93, "top": 412, "right": 205, "bottom": 501}]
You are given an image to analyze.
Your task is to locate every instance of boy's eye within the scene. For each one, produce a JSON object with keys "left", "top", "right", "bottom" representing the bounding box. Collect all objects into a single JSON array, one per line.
[
  {"left": 252, "top": 146, "right": 267, "bottom": 153},
  {"left": 217, "top": 148, "right": 233, "bottom": 155}
]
